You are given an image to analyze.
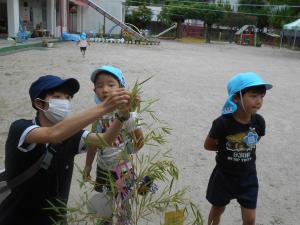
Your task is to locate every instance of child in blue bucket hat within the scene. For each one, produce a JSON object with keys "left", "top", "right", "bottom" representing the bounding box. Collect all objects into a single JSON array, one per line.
[
  {"left": 77, "top": 32, "right": 89, "bottom": 57},
  {"left": 204, "top": 72, "right": 272, "bottom": 225},
  {"left": 84, "top": 65, "right": 144, "bottom": 223}
]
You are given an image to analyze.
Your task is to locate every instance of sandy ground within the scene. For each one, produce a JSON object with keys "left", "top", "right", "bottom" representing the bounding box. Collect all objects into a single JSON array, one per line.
[{"left": 0, "top": 40, "right": 300, "bottom": 225}]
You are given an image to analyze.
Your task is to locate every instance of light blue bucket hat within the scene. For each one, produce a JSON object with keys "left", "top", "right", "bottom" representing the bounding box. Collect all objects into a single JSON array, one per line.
[
  {"left": 91, "top": 65, "right": 126, "bottom": 104},
  {"left": 222, "top": 72, "right": 273, "bottom": 115},
  {"left": 81, "top": 32, "right": 87, "bottom": 40}
]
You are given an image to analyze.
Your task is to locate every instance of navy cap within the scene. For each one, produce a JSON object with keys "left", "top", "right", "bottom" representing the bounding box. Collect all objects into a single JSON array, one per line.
[{"left": 29, "top": 75, "right": 80, "bottom": 101}]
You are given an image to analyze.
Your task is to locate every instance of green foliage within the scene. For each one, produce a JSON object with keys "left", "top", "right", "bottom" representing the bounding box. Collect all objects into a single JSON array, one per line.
[
  {"left": 238, "top": 0, "right": 270, "bottom": 28},
  {"left": 126, "top": 0, "right": 163, "bottom": 6},
  {"left": 238, "top": 0, "right": 267, "bottom": 12},
  {"left": 216, "top": 0, "right": 232, "bottom": 11},
  {"left": 126, "top": 0, "right": 300, "bottom": 30},
  {"left": 195, "top": 4, "right": 225, "bottom": 43},
  {"left": 125, "top": 5, "right": 152, "bottom": 29},
  {"left": 268, "top": 0, "right": 300, "bottom": 5},
  {"left": 268, "top": 0, "right": 300, "bottom": 28},
  {"left": 268, "top": 8, "right": 290, "bottom": 29},
  {"left": 158, "top": 1, "right": 225, "bottom": 42},
  {"left": 220, "top": 13, "right": 257, "bottom": 28},
  {"left": 199, "top": 4, "right": 225, "bottom": 26},
  {"left": 159, "top": 1, "right": 225, "bottom": 25},
  {"left": 256, "top": 36, "right": 262, "bottom": 47},
  {"left": 159, "top": 2, "right": 185, "bottom": 24}
]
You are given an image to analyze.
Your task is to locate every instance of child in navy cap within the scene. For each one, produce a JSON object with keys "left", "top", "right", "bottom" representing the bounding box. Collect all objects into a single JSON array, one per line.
[{"left": 204, "top": 72, "right": 272, "bottom": 225}]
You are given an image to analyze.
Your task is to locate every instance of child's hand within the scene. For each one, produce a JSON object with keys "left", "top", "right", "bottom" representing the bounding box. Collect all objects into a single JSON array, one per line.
[
  {"left": 118, "top": 102, "right": 130, "bottom": 117},
  {"left": 101, "top": 89, "right": 130, "bottom": 114},
  {"left": 131, "top": 94, "right": 141, "bottom": 112},
  {"left": 83, "top": 166, "right": 92, "bottom": 182}
]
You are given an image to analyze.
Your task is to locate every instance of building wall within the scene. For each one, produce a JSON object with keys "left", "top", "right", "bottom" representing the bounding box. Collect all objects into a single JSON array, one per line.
[
  {"left": 128, "top": 6, "right": 162, "bottom": 22},
  {"left": 82, "top": 0, "right": 125, "bottom": 35},
  {"left": 210, "top": 0, "right": 238, "bottom": 11},
  {"left": 0, "top": 0, "right": 8, "bottom": 35},
  {"left": 19, "top": 0, "right": 47, "bottom": 30},
  {"left": 5, "top": 0, "right": 125, "bottom": 37},
  {"left": 7, "top": 0, "right": 19, "bottom": 37}
]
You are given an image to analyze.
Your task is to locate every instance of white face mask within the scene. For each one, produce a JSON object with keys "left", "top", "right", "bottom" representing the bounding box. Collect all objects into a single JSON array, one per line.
[{"left": 37, "top": 98, "right": 71, "bottom": 123}]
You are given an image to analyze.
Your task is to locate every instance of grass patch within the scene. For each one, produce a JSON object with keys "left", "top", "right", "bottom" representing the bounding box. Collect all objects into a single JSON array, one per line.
[
  {"left": 0, "top": 39, "right": 63, "bottom": 55},
  {"left": 176, "top": 37, "right": 206, "bottom": 43}
]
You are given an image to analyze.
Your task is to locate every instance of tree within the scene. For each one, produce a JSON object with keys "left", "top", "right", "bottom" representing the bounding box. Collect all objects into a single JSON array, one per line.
[
  {"left": 159, "top": 1, "right": 224, "bottom": 42},
  {"left": 221, "top": 13, "right": 257, "bottom": 28},
  {"left": 238, "top": 0, "right": 270, "bottom": 28},
  {"left": 197, "top": 4, "right": 225, "bottom": 42},
  {"left": 267, "top": 0, "right": 300, "bottom": 29},
  {"left": 157, "top": 2, "right": 186, "bottom": 38},
  {"left": 126, "top": 0, "right": 164, "bottom": 6},
  {"left": 220, "top": 13, "right": 257, "bottom": 42},
  {"left": 125, "top": 5, "right": 152, "bottom": 30}
]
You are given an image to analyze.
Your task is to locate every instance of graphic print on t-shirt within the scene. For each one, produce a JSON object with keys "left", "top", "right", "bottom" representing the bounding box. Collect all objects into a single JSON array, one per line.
[
  {"left": 225, "top": 128, "right": 258, "bottom": 163},
  {"left": 100, "top": 114, "right": 124, "bottom": 147}
]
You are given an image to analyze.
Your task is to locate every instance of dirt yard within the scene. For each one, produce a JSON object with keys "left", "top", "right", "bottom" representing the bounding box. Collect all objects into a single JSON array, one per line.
[{"left": 0, "top": 40, "right": 299, "bottom": 225}]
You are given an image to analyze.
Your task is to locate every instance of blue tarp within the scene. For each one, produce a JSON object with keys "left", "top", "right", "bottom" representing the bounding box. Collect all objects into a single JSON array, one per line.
[{"left": 63, "top": 32, "right": 80, "bottom": 41}]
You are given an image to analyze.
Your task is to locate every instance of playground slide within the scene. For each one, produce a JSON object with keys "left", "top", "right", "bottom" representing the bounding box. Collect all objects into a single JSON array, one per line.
[
  {"left": 152, "top": 23, "right": 177, "bottom": 38},
  {"left": 82, "top": 0, "right": 155, "bottom": 42},
  {"left": 108, "top": 23, "right": 142, "bottom": 38}
]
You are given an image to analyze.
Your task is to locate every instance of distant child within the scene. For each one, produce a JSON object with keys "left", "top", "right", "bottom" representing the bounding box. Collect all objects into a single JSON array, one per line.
[
  {"left": 204, "top": 72, "right": 272, "bottom": 225},
  {"left": 84, "top": 65, "right": 144, "bottom": 224},
  {"left": 77, "top": 32, "right": 89, "bottom": 57}
]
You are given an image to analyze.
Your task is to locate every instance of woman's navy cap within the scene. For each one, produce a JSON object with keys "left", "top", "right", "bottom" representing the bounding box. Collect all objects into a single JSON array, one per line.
[{"left": 29, "top": 75, "right": 80, "bottom": 101}]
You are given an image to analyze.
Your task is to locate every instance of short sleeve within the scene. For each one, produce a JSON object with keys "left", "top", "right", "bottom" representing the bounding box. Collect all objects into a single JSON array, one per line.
[
  {"left": 254, "top": 114, "right": 266, "bottom": 137},
  {"left": 18, "top": 125, "right": 40, "bottom": 152},
  {"left": 78, "top": 130, "right": 91, "bottom": 153},
  {"left": 7, "top": 120, "right": 39, "bottom": 152},
  {"left": 208, "top": 117, "right": 225, "bottom": 140},
  {"left": 64, "top": 130, "right": 89, "bottom": 155}
]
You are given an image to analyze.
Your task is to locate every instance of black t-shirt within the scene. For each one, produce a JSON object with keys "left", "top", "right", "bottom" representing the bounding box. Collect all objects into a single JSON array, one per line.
[
  {"left": 208, "top": 113, "right": 265, "bottom": 175},
  {"left": 0, "top": 119, "right": 86, "bottom": 225}
]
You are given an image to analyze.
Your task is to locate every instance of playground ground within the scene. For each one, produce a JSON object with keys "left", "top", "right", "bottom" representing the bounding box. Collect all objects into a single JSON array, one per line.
[{"left": 0, "top": 40, "right": 300, "bottom": 225}]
